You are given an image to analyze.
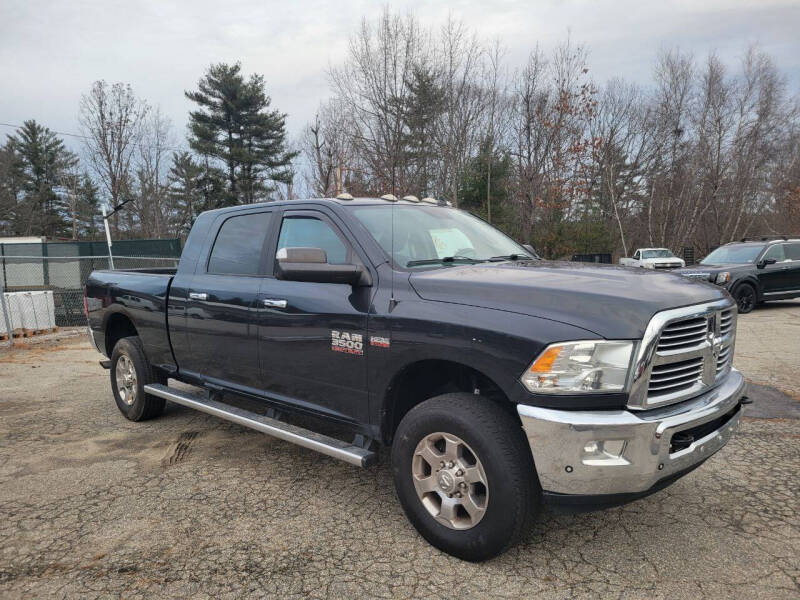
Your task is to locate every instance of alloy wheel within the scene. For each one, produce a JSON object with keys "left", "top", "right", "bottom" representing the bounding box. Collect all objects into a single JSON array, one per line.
[{"left": 411, "top": 432, "right": 489, "bottom": 530}]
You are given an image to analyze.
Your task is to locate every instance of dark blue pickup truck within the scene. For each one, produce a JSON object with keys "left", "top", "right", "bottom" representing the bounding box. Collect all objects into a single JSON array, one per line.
[{"left": 86, "top": 196, "right": 746, "bottom": 560}]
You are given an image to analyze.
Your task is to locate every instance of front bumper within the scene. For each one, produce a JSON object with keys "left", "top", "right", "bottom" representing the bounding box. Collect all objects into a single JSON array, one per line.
[{"left": 517, "top": 369, "right": 745, "bottom": 497}]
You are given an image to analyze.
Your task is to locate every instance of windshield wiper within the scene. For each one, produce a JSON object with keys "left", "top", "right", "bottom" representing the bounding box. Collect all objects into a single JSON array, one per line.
[
  {"left": 406, "top": 255, "right": 485, "bottom": 267},
  {"left": 487, "top": 254, "right": 536, "bottom": 262}
]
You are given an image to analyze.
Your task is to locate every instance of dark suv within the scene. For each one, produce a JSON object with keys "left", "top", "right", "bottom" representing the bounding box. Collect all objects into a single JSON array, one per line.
[{"left": 679, "top": 237, "right": 800, "bottom": 313}]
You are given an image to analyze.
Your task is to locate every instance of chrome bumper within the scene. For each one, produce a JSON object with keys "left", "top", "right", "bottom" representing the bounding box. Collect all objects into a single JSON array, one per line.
[{"left": 517, "top": 369, "right": 745, "bottom": 496}]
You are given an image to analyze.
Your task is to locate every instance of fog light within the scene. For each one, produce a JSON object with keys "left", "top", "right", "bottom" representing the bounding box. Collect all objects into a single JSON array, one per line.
[{"left": 582, "top": 440, "right": 629, "bottom": 466}]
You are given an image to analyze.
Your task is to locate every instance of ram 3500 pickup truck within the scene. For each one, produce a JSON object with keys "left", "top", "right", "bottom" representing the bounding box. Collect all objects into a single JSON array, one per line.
[{"left": 86, "top": 196, "right": 746, "bottom": 561}]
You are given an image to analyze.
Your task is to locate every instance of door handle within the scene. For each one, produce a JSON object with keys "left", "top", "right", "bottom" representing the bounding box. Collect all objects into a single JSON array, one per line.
[
  {"left": 188, "top": 292, "right": 208, "bottom": 301},
  {"left": 262, "top": 299, "right": 288, "bottom": 309}
]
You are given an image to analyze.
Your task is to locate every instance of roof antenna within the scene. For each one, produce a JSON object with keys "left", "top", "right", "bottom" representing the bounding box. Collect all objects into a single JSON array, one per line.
[{"left": 389, "top": 192, "right": 397, "bottom": 312}]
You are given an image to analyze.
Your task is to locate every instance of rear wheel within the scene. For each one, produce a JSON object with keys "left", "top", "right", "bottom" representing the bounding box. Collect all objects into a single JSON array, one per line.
[
  {"left": 733, "top": 283, "right": 756, "bottom": 314},
  {"left": 391, "top": 393, "right": 539, "bottom": 561},
  {"left": 110, "top": 336, "right": 166, "bottom": 421}
]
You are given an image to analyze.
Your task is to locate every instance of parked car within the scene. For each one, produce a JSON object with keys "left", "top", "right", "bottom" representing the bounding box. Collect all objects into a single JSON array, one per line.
[
  {"left": 678, "top": 236, "right": 800, "bottom": 313},
  {"left": 619, "top": 248, "right": 685, "bottom": 270},
  {"left": 85, "top": 196, "right": 746, "bottom": 561}
]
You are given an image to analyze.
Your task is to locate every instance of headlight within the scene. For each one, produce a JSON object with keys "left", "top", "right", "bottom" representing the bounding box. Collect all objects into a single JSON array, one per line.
[
  {"left": 715, "top": 272, "right": 730, "bottom": 284},
  {"left": 521, "top": 341, "right": 634, "bottom": 394},
  {"left": 643, "top": 263, "right": 654, "bottom": 269}
]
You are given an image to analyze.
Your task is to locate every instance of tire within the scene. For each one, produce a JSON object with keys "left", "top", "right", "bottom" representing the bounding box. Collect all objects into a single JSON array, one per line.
[
  {"left": 733, "top": 283, "right": 757, "bottom": 314},
  {"left": 391, "top": 393, "right": 540, "bottom": 561},
  {"left": 110, "top": 336, "right": 166, "bottom": 421}
]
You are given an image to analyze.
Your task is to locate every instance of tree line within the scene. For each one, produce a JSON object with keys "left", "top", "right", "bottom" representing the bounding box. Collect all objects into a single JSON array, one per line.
[
  {"left": 304, "top": 10, "right": 800, "bottom": 258},
  {"left": 0, "top": 64, "right": 295, "bottom": 240},
  {"left": 2, "top": 8, "right": 798, "bottom": 259}
]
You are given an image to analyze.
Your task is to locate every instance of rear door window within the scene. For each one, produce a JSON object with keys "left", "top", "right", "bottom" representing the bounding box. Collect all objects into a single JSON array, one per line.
[
  {"left": 785, "top": 242, "right": 800, "bottom": 261},
  {"left": 207, "top": 212, "right": 272, "bottom": 275}
]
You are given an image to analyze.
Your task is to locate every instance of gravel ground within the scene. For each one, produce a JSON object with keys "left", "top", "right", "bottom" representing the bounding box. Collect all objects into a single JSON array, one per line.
[{"left": 1, "top": 302, "right": 798, "bottom": 599}]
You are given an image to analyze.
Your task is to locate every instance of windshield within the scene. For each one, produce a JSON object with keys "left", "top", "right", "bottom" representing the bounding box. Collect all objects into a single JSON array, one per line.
[
  {"left": 701, "top": 245, "right": 762, "bottom": 265},
  {"left": 349, "top": 205, "right": 533, "bottom": 268},
  {"left": 642, "top": 249, "right": 674, "bottom": 259}
]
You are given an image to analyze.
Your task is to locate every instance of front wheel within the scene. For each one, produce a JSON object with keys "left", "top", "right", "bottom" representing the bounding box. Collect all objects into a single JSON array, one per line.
[
  {"left": 110, "top": 336, "right": 166, "bottom": 421},
  {"left": 391, "top": 393, "right": 539, "bottom": 561},
  {"left": 733, "top": 283, "right": 757, "bottom": 314}
]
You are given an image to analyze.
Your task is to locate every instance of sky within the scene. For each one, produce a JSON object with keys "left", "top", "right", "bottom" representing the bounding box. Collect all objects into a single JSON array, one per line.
[{"left": 1, "top": 0, "right": 799, "bottom": 156}]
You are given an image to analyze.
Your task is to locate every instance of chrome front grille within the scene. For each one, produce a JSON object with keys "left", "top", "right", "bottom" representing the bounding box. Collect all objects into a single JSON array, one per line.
[
  {"left": 628, "top": 299, "right": 738, "bottom": 410},
  {"left": 656, "top": 317, "right": 708, "bottom": 352},
  {"left": 648, "top": 357, "right": 704, "bottom": 397}
]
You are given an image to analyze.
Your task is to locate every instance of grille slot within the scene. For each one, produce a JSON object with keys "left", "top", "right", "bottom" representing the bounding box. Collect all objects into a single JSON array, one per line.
[
  {"left": 648, "top": 357, "right": 704, "bottom": 396},
  {"left": 720, "top": 309, "right": 734, "bottom": 335},
  {"left": 716, "top": 345, "right": 732, "bottom": 375},
  {"left": 656, "top": 317, "right": 708, "bottom": 351}
]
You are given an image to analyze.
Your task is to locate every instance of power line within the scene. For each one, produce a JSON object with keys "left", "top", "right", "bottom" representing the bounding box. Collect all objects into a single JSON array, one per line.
[{"left": 0, "top": 121, "right": 185, "bottom": 152}]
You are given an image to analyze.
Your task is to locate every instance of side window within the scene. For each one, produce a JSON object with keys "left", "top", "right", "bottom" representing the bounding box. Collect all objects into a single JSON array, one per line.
[
  {"left": 762, "top": 244, "right": 786, "bottom": 262},
  {"left": 207, "top": 212, "right": 271, "bottom": 275},
  {"left": 277, "top": 216, "right": 349, "bottom": 264},
  {"left": 633, "top": 251, "right": 640, "bottom": 260},
  {"left": 785, "top": 243, "right": 800, "bottom": 261}
]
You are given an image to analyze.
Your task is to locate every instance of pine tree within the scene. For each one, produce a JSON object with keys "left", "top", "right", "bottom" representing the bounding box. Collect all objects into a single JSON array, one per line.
[
  {"left": 167, "top": 151, "right": 208, "bottom": 235},
  {"left": 185, "top": 62, "right": 297, "bottom": 205},
  {"left": 4, "top": 120, "right": 78, "bottom": 237},
  {"left": 400, "top": 65, "right": 445, "bottom": 195}
]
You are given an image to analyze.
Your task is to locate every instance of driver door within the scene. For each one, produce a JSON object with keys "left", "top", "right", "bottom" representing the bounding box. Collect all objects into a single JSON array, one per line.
[{"left": 256, "top": 209, "right": 372, "bottom": 424}]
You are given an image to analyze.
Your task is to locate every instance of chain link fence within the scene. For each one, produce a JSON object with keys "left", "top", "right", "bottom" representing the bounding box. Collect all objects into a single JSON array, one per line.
[{"left": 1, "top": 252, "right": 179, "bottom": 348}]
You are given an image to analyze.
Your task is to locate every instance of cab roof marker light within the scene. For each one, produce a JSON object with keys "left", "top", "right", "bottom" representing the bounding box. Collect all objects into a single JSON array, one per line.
[
  {"left": 420, "top": 197, "right": 438, "bottom": 205},
  {"left": 336, "top": 193, "right": 354, "bottom": 201},
  {"left": 380, "top": 194, "right": 398, "bottom": 202},
  {"left": 402, "top": 195, "right": 420, "bottom": 203}
]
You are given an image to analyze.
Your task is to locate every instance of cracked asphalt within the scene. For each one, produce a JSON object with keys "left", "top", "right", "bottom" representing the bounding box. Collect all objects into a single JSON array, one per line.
[{"left": 1, "top": 302, "right": 799, "bottom": 599}]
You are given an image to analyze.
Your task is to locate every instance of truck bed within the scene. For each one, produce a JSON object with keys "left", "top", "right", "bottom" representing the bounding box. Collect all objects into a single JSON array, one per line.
[{"left": 85, "top": 269, "right": 176, "bottom": 370}]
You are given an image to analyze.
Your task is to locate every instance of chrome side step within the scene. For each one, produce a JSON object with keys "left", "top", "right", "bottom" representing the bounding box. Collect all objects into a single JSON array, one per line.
[{"left": 143, "top": 383, "right": 376, "bottom": 468}]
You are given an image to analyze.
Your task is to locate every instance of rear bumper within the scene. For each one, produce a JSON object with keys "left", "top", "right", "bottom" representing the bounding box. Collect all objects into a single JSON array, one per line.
[
  {"left": 517, "top": 369, "right": 745, "bottom": 498},
  {"left": 87, "top": 326, "right": 104, "bottom": 355}
]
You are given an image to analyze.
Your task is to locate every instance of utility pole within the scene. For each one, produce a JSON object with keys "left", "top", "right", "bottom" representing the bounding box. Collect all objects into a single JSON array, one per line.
[{"left": 101, "top": 198, "right": 134, "bottom": 270}]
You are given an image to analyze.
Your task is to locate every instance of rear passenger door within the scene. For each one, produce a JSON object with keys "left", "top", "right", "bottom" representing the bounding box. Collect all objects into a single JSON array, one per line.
[
  {"left": 181, "top": 210, "right": 275, "bottom": 391},
  {"left": 782, "top": 242, "right": 800, "bottom": 295},
  {"left": 256, "top": 209, "right": 373, "bottom": 424}
]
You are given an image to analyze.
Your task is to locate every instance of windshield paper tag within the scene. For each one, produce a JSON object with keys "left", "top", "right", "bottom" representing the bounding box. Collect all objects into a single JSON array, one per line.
[
  {"left": 429, "top": 228, "right": 473, "bottom": 259},
  {"left": 331, "top": 330, "right": 364, "bottom": 355}
]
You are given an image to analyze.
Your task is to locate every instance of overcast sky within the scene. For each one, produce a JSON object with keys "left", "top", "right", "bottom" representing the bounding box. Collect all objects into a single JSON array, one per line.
[{"left": 1, "top": 0, "right": 799, "bottom": 154}]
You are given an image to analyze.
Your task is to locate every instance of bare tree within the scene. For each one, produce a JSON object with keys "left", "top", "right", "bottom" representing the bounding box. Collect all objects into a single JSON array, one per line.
[
  {"left": 133, "top": 108, "right": 174, "bottom": 237},
  {"left": 79, "top": 80, "right": 149, "bottom": 234},
  {"left": 329, "top": 9, "right": 424, "bottom": 195}
]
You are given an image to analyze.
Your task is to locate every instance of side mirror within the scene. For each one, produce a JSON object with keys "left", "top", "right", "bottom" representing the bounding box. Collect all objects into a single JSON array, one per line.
[
  {"left": 522, "top": 244, "right": 540, "bottom": 259},
  {"left": 758, "top": 257, "right": 777, "bottom": 269},
  {"left": 276, "top": 247, "right": 369, "bottom": 286}
]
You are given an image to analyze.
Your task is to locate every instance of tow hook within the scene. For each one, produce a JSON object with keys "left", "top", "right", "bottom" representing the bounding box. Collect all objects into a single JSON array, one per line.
[
  {"left": 740, "top": 396, "right": 753, "bottom": 405},
  {"left": 670, "top": 431, "right": 694, "bottom": 452}
]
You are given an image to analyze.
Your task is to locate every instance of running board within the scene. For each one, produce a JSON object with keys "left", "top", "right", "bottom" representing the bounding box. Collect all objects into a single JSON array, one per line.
[{"left": 143, "top": 383, "right": 376, "bottom": 468}]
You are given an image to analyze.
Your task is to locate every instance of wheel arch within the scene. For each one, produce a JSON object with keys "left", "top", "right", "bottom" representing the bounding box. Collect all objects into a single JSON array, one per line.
[
  {"left": 104, "top": 310, "right": 139, "bottom": 356},
  {"left": 730, "top": 276, "right": 761, "bottom": 301},
  {"left": 379, "top": 359, "right": 519, "bottom": 445}
]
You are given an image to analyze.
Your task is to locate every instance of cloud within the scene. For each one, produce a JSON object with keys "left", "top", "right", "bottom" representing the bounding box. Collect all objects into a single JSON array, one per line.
[{"left": 1, "top": 0, "right": 798, "bottom": 153}]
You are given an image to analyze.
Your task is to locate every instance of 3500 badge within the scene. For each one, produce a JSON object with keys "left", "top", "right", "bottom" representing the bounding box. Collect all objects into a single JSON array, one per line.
[{"left": 331, "top": 330, "right": 364, "bottom": 355}]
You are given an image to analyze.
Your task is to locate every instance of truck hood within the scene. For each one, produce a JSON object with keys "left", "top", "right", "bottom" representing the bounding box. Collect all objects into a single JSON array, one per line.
[{"left": 409, "top": 260, "right": 728, "bottom": 339}]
